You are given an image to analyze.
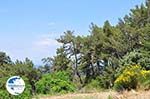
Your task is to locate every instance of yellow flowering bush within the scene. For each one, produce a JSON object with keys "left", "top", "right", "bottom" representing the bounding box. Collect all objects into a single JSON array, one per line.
[
  {"left": 114, "top": 65, "right": 150, "bottom": 91},
  {"left": 140, "top": 70, "right": 150, "bottom": 78},
  {"left": 139, "top": 70, "right": 150, "bottom": 89},
  {"left": 114, "top": 65, "right": 141, "bottom": 91}
]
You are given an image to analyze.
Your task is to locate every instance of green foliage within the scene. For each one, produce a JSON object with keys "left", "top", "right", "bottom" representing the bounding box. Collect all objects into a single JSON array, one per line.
[
  {"left": 0, "top": 57, "right": 41, "bottom": 98},
  {"left": 85, "top": 78, "right": 103, "bottom": 90},
  {"left": 114, "top": 65, "right": 141, "bottom": 91},
  {"left": 138, "top": 70, "right": 150, "bottom": 90},
  {"left": 0, "top": 52, "right": 12, "bottom": 65},
  {"left": 42, "top": 47, "right": 71, "bottom": 73},
  {"left": 120, "top": 50, "right": 150, "bottom": 70},
  {"left": 114, "top": 65, "right": 150, "bottom": 91},
  {"left": 36, "top": 71, "right": 76, "bottom": 94},
  {"left": 0, "top": 90, "right": 10, "bottom": 99}
]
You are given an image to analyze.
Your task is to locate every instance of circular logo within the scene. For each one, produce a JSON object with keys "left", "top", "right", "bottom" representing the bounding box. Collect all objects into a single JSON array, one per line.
[{"left": 6, "top": 76, "right": 25, "bottom": 95}]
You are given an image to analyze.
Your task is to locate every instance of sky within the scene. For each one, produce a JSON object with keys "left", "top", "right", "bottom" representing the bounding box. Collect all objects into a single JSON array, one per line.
[{"left": 0, "top": 0, "right": 145, "bottom": 65}]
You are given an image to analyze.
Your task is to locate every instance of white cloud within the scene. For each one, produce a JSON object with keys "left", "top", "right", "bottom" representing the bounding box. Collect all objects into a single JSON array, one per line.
[
  {"left": 33, "top": 34, "right": 62, "bottom": 50},
  {"left": 30, "top": 34, "right": 62, "bottom": 64},
  {"left": 0, "top": 33, "right": 62, "bottom": 65},
  {"left": 35, "top": 38, "right": 60, "bottom": 47}
]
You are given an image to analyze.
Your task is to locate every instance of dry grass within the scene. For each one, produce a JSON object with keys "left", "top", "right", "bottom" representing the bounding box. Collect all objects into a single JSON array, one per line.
[
  {"left": 115, "top": 90, "right": 150, "bottom": 99},
  {"left": 35, "top": 90, "right": 150, "bottom": 99},
  {"left": 36, "top": 92, "right": 115, "bottom": 99}
]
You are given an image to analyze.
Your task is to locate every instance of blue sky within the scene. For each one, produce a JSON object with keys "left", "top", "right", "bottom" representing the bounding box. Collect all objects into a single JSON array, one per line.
[{"left": 0, "top": 0, "right": 145, "bottom": 65}]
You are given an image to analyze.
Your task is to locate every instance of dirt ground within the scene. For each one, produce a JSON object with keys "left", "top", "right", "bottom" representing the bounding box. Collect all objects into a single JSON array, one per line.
[{"left": 36, "top": 90, "right": 150, "bottom": 99}]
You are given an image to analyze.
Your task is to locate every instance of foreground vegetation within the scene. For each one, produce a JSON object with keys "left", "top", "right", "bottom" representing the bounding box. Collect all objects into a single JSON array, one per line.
[{"left": 0, "top": 0, "right": 150, "bottom": 98}]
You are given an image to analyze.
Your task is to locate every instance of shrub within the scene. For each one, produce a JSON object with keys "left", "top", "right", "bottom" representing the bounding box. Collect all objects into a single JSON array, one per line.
[
  {"left": 0, "top": 90, "right": 10, "bottom": 99},
  {"left": 139, "top": 70, "right": 150, "bottom": 90},
  {"left": 85, "top": 79, "right": 102, "bottom": 90},
  {"left": 114, "top": 65, "right": 141, "bottom": 91},
  {"left": 35, "top": 71, "right": 76, "bottom": 94}
]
